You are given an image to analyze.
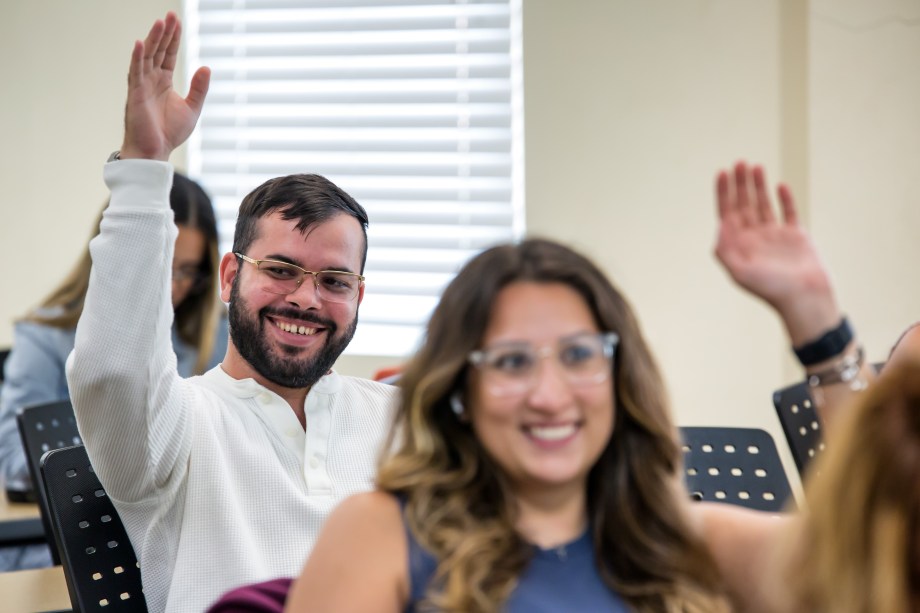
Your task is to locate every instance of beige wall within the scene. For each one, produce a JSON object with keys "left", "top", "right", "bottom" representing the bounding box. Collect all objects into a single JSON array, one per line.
[
  {"left": 809, "top": 0, "right": 920, "bottom": 358},
  {"left": 0, "top": 0, "right": 182, "bottom": 338},
  {"left": 523, "top": 0, "right": 793, "bottom": 478},
  {"left": 3, "top": 1, "right": 920, "bottom": 492}
]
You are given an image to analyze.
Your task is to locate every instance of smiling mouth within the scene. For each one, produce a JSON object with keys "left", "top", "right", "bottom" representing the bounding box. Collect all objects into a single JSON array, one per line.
[
  {"left": 525, "top": 424, "right": 579, "bottom": 442},
  {"left": 272, "top": 320, "right": 320, "bottom": 336}
]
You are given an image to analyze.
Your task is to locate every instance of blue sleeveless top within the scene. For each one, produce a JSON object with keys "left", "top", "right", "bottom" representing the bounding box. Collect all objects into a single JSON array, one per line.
[{"left": 404, "top": 519, "right": 629, "bottom": 612}]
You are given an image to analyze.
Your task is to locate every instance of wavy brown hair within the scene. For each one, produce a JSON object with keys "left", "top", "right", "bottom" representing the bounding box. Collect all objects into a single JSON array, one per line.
[
  {"left": 25, "top": 173, "right": 222, "bottom": 375},
  {"left": 783, "top": 358, "right": 920, "bottom": 613},
  {"left": 377, "top": 238, "right": 729, "bottom": 612}
]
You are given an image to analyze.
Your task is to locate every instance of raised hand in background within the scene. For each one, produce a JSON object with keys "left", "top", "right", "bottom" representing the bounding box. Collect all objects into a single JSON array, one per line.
[{"left": 714, "top": 161, "right": 841, "bottom": 346}]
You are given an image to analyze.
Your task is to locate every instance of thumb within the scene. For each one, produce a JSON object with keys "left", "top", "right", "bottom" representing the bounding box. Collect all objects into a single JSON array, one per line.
[{"left": 185, "top": 66, "right": 211, "bottom": 115}]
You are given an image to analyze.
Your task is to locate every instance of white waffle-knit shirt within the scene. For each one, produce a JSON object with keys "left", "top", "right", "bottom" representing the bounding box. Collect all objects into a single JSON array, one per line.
[{"left": 66, "top": 160, "right": 398, "bottom": 613}]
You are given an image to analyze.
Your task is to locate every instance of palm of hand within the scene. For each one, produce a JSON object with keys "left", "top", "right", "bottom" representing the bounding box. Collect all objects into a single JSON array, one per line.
[
  {"left": 125, "top": 71, "right": 199, "bottom": 159},
  {"left": 121, "top": 13, "right": 209, "bottom": 161},
  {"left": 716, "top": 221, "right": 826, "bottom": 309}
]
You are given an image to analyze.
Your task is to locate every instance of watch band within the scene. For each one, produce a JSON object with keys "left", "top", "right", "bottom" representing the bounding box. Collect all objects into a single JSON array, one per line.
[
  {"left": 793, "top": 317, "right": 853, "bottom": 366},
  {"left": 107, "top": 150, "right": 121, "bottom": 163}
]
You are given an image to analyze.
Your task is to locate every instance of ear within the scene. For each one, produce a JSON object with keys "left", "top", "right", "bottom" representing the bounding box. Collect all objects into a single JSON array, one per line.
[
  {"left": 219, "top": 252, "right": 239, "bottom": 303},
  {"left": 356, "top": 280, "right": 366, "bottom": 306}
]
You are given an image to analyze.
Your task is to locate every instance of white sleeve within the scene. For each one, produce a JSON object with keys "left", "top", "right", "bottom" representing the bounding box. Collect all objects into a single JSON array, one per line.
[{"left": 66, "top": 159, "right": 193, "bottom": 504}]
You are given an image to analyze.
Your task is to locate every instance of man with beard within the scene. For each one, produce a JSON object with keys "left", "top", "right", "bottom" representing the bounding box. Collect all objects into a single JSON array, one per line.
[{"left": 65, "top": 13, "right": 397, "bottom": 613}]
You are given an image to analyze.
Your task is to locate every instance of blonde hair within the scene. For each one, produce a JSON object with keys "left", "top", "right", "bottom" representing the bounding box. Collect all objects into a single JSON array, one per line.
[
  {"left": 783, "top": 358, "right": 920, "bottom": 613},
  {"left": 25, "top": 173, "right": 221, "bottom": 375},
  {"left": 377, "top": 239, "right": 730, "bottom": 612}
]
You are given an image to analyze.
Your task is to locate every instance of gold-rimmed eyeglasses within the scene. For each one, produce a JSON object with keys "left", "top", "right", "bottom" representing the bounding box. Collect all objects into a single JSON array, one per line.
[
  {"left": 467, "top": 331, "right": 619, "bottom": 397},
  {"left": 235, "top": 253, "right": 365, "bottom": 304}
]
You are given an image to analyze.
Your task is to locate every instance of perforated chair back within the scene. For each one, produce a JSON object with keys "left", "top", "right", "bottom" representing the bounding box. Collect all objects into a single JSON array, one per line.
[
  {"left": 17, "top": 400, "right": 83, "bottom": 565},
  {"left": 680, "top": 426, "right": 794, "bottom": 512},
  {"left": 40, "top": 444, "right": 147, "bottom": 612},
  {"left": 772, "top": 381, "right": 823, "bottom": 475}
]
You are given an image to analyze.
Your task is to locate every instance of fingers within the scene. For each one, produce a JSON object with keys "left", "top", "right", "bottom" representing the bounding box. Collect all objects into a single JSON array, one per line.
[
  {"left": 142, "top": 17, "right": 166, "bottom": 72},
  {"left": 733, "top": 161, "right": 757, "bottom": 227},
  {"left": 137, "top": 12, "right": 179, "bottom": 78},
  {"left": 719, "top": 161, "right": 788, "bottom": 228},
  {"left": 127, "top": 40, "right": 144, "bottom": 89},
  {"left": 777, "top": 184, "right": 799, "bottom": 226},
  {"left": 186, "top": 66, "right": 212, "bottom": 116},
  {"left": 156, "top": 13, "right": 180, "bottom": 72},
  {"left": 752, "top": 165, "right": 776, "bottom": 224}
]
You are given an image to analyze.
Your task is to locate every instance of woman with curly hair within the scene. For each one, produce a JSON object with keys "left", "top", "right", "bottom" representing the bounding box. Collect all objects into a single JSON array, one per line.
[{"left": 284, "top": 238, "right": 780, "bottom": 613}]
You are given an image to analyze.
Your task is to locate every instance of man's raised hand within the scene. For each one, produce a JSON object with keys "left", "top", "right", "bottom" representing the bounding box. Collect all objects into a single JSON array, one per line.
[{"left": 120, "top": 12, "right": 210, "bottom": 161}]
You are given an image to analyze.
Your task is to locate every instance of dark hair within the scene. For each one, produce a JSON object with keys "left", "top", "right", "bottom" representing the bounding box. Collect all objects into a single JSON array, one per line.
[
  {"left": 378, "top": 238, "right": 728, "bottom": 612},
  {"left": 231, "top": 174, "right": 369, "bottom": 272},
  {"left": 170, "top": 173, "right": 222, "bottom": 373}
]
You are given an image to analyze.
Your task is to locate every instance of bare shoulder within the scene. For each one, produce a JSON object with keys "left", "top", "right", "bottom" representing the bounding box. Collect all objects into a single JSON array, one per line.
[
  {"left": 690, "top": 502, "right": 792, "bottom": 613},
  {"left": 694, "top": 500, "right": 788, "bottom": 530},
  {"left": 327, "top": 490, "right": 403, "bottom": 529},
  {"left": 315, "top": 491, "right": 406, "bottom": 553},
  {"left": 286, "top": 491, "right": 407, "bottom": 613},
  {"left": 692, "top": 501, "right": 790, "bottom": 554}
]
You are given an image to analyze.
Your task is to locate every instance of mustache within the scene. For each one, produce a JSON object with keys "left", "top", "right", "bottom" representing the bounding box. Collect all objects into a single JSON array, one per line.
[{"left": 260, "top": 307, "right": 337, "bottom": 332}]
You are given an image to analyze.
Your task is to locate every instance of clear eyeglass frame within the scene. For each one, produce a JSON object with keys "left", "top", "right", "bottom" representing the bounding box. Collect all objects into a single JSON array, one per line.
[
  {"left": 171, "top": 264, "right": 207, "bottom": 286},
  {"left": 234, "top": 253, "right": 365, "bottom": 304},
  {"left": 467, "top": 331, "right": 620, "bottom": 397}
]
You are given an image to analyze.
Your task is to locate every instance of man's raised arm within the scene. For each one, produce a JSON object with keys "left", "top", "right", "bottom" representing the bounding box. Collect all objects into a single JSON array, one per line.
[{"left": 67, "top": 12, "right": 211, "bottom": 501}]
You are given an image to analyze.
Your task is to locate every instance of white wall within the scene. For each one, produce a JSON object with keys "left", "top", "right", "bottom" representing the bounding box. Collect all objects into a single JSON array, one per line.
[{"left": 3, "top": 1, "right": 919, "bottom": 491}]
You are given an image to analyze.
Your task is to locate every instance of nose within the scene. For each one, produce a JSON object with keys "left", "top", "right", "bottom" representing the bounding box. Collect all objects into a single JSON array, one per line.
[
  {"left": 284, "top": 274, "right": 322, "bottom": 310},
  {"left": 526, "top": 355, "right": 574, "bottom": 411}
]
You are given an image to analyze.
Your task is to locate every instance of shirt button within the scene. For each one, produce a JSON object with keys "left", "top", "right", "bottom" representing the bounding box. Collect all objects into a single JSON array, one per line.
[
  {"left": 309, "top": 457, "right": 320, "bottom": 469},
  {"left": 285, "top": 428, "right": 299, "bottom": 438}
]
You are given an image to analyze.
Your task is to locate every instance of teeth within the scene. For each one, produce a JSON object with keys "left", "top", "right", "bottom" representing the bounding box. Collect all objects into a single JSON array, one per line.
[
  {"left": 276, "top": 321, "right": 317, "bottom": 336},
  {"left": 527, "top": 424, "right": 576, "bottom": 441}
]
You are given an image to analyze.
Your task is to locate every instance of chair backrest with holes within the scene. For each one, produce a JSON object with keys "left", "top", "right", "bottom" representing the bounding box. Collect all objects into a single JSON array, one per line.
[
  {"left": 772, "top": 381, "right": 823, "bottom": 475},
  {"left": 39, "top": 444, "right": 147, "bottom": 612},
  {"left": 17, "top": 399, "right": 84, "bottom": 565},
  {"left": 680, "top": 426, "right": 794, "bottom": 512}
]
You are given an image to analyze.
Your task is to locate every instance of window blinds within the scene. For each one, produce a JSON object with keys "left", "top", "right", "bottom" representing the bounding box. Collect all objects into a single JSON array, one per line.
[{"left": 186, "top": 0, "right": 523, "bottom": 356}]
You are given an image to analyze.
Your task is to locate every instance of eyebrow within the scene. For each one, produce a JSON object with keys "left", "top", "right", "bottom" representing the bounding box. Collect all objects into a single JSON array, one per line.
[{"left": 262, "top": 254, "right": 358, "bottom": 275}]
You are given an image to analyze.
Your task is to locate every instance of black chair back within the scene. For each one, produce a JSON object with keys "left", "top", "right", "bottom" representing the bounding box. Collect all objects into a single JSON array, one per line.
[
  {"left": 17, "top": 400, "right": 82, "bottom": 565},
  {"left": 40, "top": 444, "right": 147, "bottom": 612},
  {"left": 0, "top": 347, "right": 10, "bottom": 383},
  {"left": 772, "top": 381, "right": 823, "bottom": 475},
  {"left": 680, "top": 426, "right": 794, "bottom": 512}
]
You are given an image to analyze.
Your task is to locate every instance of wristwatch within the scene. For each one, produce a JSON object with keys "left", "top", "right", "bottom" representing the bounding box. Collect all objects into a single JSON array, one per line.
[{"left": 107, "top": 150, "right": 121, "bottom": 162}]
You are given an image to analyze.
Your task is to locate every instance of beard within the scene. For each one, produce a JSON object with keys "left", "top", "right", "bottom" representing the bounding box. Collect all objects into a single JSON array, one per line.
[{"left": 228, "top": 276, "right": 358, "bottom": 389}]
